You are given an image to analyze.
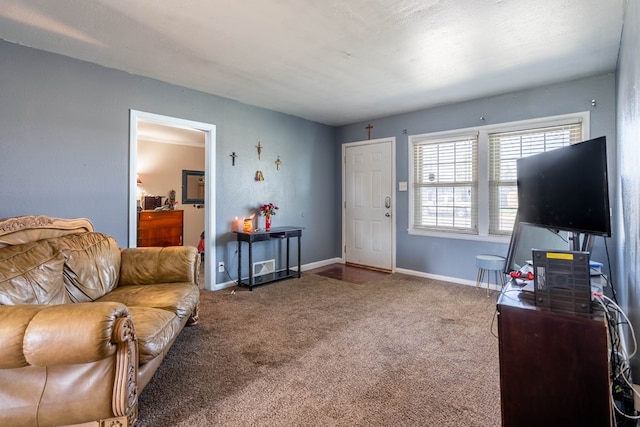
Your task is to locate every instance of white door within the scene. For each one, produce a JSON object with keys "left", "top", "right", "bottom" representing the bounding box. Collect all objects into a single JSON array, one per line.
[{"left": 343, "top": 138, "right": 395, "bottom": 271}]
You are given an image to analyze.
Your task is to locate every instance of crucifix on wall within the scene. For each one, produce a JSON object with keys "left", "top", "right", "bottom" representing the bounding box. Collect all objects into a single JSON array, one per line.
[
  {"left": 365, "top": 124, "right": 373, "bottom": 140},
  {"left": 256, "top": 141, "right": 263, "bottom": 160}
]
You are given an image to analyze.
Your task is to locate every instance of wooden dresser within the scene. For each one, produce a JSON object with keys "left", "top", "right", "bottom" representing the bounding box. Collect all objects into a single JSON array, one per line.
[{"left": 137, "top": 210, "right": 183, "bottom": 247}]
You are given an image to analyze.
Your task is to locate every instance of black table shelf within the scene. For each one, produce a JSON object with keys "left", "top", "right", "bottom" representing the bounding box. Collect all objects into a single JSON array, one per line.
[{"left": 234, "top": 226, "right": 302, "bottom": 290}]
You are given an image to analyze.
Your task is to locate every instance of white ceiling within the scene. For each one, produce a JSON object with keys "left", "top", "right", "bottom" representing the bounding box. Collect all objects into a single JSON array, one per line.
[{"left": 0, "top": 0, "right": 625, "bottom": 126}]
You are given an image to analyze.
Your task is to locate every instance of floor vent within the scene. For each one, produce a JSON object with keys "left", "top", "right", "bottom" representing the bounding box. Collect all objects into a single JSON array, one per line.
[{"left": 253, "top": 259, "right": 276, "bottom": 277}]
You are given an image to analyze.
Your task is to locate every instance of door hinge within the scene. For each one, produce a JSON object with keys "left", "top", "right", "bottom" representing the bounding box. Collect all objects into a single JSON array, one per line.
[{"left": 344, "top": 245, "right": 346, "bottom": 253}]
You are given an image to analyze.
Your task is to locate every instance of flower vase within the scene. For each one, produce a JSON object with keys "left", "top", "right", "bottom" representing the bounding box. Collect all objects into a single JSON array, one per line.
[{"left": 265, "top": 214, "right": 271, "bottom": 231}]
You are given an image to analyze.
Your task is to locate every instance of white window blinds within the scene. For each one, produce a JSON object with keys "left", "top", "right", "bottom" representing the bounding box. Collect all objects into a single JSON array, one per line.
[
  {"left": 488, "top": 122, "right": 583, "bottom": 235},
  {"left": 412, "top": 133, "right": 478, "bottom": 233}
]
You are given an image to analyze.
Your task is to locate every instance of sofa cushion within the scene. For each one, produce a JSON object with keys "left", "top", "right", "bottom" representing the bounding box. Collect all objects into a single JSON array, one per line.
[
  {"left": 97, "top": 283, "right": 199, "bottom": 320},
  {"left": 47, "top": 233, "right": 121, "bottom": 302},
  {"left": 0, "top": 240, "right": 69, "bottom": 305},
  {"left": 119, "top": 246, "right": 197, "bottom": 286},
  {"left": 127, "top": 306, "right": 179, "bottom": 364},
  {"left": 99, "top": 283, "right": 200, "bottom": 319}
]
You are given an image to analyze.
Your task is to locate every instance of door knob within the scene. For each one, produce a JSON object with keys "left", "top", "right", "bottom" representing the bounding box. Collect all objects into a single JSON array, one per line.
[{"left": 385, "top": 212, "right": 391, "bottom": 217}]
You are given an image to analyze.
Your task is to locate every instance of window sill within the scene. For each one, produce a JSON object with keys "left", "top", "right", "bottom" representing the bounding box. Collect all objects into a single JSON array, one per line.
[{"left": 408, "top": 228, "right": 511, "bottom": 244}]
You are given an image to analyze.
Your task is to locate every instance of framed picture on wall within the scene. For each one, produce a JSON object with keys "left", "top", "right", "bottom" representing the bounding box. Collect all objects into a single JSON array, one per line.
[{"left": 182, "top": 170, "right": 205, "bottom": 204}]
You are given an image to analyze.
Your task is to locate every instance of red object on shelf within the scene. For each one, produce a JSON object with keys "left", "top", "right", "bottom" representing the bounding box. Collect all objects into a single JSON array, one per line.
[{"left": 509, "top": 270, "right": 534, "bottom": 280}]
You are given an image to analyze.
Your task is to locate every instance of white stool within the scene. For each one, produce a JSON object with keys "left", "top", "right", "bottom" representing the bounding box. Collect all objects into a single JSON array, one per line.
[{"left": 475, "top": 254, "right": 506, "bottom": 296}]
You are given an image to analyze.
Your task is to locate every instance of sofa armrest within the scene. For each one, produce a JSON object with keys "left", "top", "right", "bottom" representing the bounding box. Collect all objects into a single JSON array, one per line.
[
  {"left": 119, "top": 246, "right": 199, "bottom": 286},
  {"left": 0, "top": 303, "right": 139, "bottom": 426},
  {"left": 0, "top": 302, "right": 133, "bottom": 369}
]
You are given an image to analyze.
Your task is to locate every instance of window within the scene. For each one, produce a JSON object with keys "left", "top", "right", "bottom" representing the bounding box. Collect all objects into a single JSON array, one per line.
[
  {"left": 409, "top": 113, "right": 588, "bottom": 239},
  {"left": 410, "top": 133, "right": 478, "bottom": 234},
  {"left": 488, "top": 122, "right": 584, "bottom": 235}
]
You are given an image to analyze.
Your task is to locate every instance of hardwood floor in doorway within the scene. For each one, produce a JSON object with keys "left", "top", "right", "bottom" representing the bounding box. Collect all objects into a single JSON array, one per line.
[{"left": 309, "top": 263, "right": 389, "bottom": 285}]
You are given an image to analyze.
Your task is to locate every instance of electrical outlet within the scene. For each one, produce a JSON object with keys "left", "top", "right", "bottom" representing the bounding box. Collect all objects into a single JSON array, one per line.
[{"left": 218, "top": 262, "right": 224, "bottom": 273}]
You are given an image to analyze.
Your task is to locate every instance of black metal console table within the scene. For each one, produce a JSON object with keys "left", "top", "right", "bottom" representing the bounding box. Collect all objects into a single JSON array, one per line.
[{"left": 235, "top": 226, "right": 302, "bottom": 290}]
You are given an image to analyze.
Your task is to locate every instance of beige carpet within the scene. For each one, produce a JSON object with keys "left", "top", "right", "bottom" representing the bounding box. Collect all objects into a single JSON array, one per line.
[{"left": 137, "top": 272, "right": 501, "bottom": 426}]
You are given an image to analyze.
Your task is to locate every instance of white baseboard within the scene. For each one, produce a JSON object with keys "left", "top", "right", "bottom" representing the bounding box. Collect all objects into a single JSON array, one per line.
[
  {"left": 394, "top": 267, "right": 505, "bottom": 291},
  {"left": 211, "top": 259, "right": 498, "bottom": 292},
  {"left": 210, "top": 257, "right": 343, "bottom": 291},
  {"left": 299, "top": 257, "right": 342, "bottom": 271},
  {"left": 211, "top": 280, "right": 236, "bottom": 291}
]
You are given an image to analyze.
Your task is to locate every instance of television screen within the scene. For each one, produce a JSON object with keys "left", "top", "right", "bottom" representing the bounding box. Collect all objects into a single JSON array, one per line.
[{"left": 516, "top": 136, "right": 611, "bottom": 237}]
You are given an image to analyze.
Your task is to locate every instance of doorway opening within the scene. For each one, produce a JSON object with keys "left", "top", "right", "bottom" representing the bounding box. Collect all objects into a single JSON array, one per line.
[{"left": 129, "top": 110, "right": 216, "bottom": 290}]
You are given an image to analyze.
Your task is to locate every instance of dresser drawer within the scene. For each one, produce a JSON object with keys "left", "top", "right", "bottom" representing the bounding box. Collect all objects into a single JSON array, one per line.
[{"left": 137, "top": 210, "right": 183, "bottom": 247}]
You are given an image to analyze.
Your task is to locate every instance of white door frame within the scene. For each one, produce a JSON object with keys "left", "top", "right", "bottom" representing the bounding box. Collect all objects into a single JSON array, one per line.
[
  {"left": 341, "top": 137, "right": 396, "bottom": 271},
  {"left": 129, "top": 110, "right": 216, "bottom": 290}
]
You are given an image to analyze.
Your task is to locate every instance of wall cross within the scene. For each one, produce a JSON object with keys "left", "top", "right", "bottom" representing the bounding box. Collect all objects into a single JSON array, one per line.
[{"left": 365, "top": 124, "right": 373, "bottom": 140}]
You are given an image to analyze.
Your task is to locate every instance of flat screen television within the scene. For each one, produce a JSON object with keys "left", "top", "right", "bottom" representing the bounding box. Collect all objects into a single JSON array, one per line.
[{"left": 516, "top": 136, "right": 611, "bottom": 237}]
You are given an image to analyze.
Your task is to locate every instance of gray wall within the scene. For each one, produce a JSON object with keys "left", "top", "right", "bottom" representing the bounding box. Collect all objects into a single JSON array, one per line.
[
  {"left": 616, "top": 0, "right": 640, "bottom": 380},
  {"left": 0, "top": 36, "right": 626, "bottom": 292},
  {"left": 0, "top": 40, "right": 339, "bottom": 285},
  {"left": 337, "top": 74, "right": 617, "bottom": 283}
]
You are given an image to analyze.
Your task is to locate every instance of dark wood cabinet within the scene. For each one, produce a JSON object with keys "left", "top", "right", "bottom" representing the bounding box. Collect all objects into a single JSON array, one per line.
[
  {"left": 497, "top": 284, "right": 612, "bottom": 427},
  {"left": 137, "top": 210, "right": 183, "bottom": 247}
]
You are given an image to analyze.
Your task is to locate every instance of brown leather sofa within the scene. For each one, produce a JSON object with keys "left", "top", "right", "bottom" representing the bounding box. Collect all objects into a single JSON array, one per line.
[{"left": 0, "top": 215, "right": 200, "bottom": 427}]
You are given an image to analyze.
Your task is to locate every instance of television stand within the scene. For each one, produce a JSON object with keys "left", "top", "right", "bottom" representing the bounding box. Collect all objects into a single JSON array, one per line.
[
  {"left": 497, "top": 282, "right": 612, "bottom": 426},
  {"left": 568, "top": 231, "right": 596, "bottom": 252}
]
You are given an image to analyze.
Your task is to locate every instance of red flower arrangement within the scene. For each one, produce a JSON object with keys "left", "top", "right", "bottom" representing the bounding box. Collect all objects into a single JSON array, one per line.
[{"left": 259, "top": 203, "right": 279, "bottom": 216}]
